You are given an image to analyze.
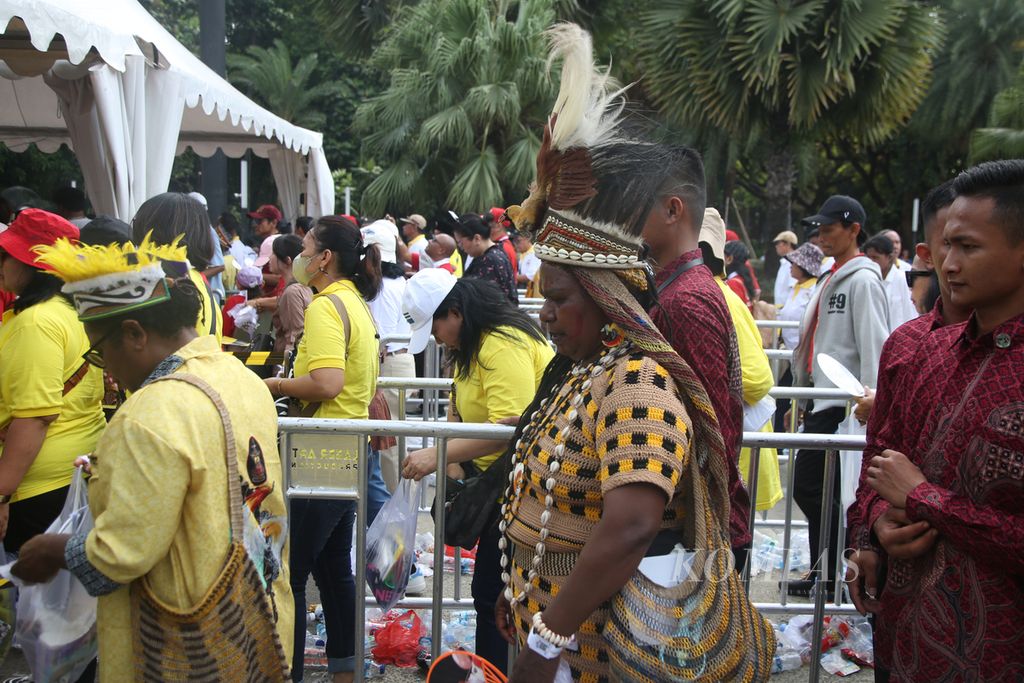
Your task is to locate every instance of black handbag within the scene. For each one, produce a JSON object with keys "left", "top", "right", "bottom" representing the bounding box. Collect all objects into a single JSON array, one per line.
[{"left": 431, "top": 453, "right": 509, "bottom": 550}]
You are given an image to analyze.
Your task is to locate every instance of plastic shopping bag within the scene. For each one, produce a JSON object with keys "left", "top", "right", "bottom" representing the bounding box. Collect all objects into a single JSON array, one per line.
[
  {"left": 366, "top": 478, "right": 422, "bottom": 610},
  {"left": 839, "top": 413, "right": 867, "bottom": 527},
  {"left": 15, "top": 468, "right": 97, "bottom": 682},
  {"left": 371, "top": 609, "right": 424, "bottom": 667}
]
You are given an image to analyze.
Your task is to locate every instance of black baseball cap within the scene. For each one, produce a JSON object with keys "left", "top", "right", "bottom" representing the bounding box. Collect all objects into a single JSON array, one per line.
[
  {"left": 79, "top": 215, "right": 133, "bottom": 247},
  {"left": 801, "top": 195, "right": 866, "bottom": 229}
]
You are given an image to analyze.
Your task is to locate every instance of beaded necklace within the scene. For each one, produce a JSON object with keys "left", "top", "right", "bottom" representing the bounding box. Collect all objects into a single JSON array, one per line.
[{"left": 498, "top": 341, "right": 634, "bottom": 607}]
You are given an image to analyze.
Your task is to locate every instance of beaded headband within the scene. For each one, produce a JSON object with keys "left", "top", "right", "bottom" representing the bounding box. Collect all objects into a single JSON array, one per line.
[{"left": 533, "top": 208, "right": 641, "bottom": 269}]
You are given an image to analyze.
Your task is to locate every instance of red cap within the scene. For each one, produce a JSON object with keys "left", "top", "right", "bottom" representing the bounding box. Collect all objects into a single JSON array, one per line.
[
  {"left": 725, "top": 229, "right": 740, "bottom": 242},
  {"left": 0, "top": 209, "right": 79, "bottom": 269},
  {"left": 488, "top": 207, "right": 510, "bottom": 228},
  {"left": 247, "top": 204, "right": 283, "bottom": 222}
]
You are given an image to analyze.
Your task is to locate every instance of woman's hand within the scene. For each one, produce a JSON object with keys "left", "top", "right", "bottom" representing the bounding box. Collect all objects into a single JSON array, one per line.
[
  {"left": 495, "top": 592, "right": 516, "bottom": 644},
  {"left": 263, "top": 377, "right": 284, "bottom": 397},
  {"left": 11, "top": 533, "right": 71, "bottom": 584},
  {"left": 402, "top": 448, "right": 437, "bottom": 481},
  {"left": 509, "top": 648, "right": 560, "bottom": 683}
]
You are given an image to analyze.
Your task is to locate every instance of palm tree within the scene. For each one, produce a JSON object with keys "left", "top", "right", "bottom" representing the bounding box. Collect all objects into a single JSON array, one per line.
[
  {"left": 971, "top": 60, "right": 1024, "bottom": 161},
  {"left": 228, "top": 39, "right": 348, "bottom": 130},
  {"left": 354, "top": 0, "right": 559, "bottom": 216},
  {"left": 632, "top": 0, "right": 943, "bottom": 230},
  {"left": 306, "top": 0, "right": 403, "bottom": 58}
]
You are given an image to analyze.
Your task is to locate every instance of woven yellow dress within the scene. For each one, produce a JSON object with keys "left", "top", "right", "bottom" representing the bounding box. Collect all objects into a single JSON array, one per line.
[{"left": 504, "top": 351, "right": 693, "bottom": 683}]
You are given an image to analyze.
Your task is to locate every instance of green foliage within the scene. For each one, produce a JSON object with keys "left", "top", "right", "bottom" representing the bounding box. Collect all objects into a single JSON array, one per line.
[
  {"left": 630, "top": 0, "right": 944, "bottom": 232},
  {"left": 635, "top": 0, "right": 943, "bottom": 147},
  {"left": 354, "top": 0, "right": 559, "bottom": 216},
  {"left": 971, "top": 59, "right": 1024, "bottom": 161},
  {"left": 228, "top": 39, "right": 350, "bottom": 130}
]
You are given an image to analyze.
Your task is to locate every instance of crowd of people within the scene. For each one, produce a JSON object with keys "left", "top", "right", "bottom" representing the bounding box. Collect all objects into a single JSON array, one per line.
[{"left": 0, "top": 22, "right": 1019, "bottom": 683}]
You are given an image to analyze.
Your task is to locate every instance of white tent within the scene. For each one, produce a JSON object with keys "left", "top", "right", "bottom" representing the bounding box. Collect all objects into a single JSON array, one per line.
[{"left": 0, "top": 0, "right": 334, "bottom": 223}]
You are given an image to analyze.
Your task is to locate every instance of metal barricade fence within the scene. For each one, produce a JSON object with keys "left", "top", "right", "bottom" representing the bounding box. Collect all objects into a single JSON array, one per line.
[{"left": 280, "top": 382, "right": 863, "bottom": 683}]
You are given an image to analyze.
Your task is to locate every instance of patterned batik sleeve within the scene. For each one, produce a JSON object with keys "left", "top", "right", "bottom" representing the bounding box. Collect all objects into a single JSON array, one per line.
[{"left": 595, "top": 356, "right": 689, "bottom": 501}]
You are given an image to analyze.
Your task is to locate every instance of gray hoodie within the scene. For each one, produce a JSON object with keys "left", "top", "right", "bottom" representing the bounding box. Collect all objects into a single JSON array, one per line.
[{"left": 792, "top": 256, "right": 890, "bottom": 412}]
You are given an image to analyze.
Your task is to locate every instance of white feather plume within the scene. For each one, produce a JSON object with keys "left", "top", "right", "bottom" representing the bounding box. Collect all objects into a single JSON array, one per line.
[{"left": 545, "top": 23, "right": 628, "bottom": 152}]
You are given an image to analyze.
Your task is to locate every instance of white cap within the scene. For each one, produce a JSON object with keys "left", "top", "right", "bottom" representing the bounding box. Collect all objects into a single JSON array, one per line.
[
  {"left": 402, "top": 268, "right": 457, "bottom": 354},
  {"left": 187, "top": 191, "right": 208, "bottom": 209},
  {"left": 361, "top": 219, "right": 398, "bottom": 264}
]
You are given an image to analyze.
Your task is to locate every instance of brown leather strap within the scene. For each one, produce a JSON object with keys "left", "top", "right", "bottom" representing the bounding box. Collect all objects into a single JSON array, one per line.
[
  {"left": 294, "top": 293, "right": 351, "bottom": 417},
  {"left": 153, "top": 372, "right": 244, "bottom": 540},
  {"left": 62, "top": 361, "right": 90, "bottom": 397}
]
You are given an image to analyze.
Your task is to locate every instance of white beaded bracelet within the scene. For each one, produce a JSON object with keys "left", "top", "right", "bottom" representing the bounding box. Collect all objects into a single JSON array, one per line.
[{"left": 531, "top": 611, "right": 573, "bottom": 649}]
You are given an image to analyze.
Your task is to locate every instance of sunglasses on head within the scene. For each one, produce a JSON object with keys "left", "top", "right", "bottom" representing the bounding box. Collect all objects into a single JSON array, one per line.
[{"left": 905, "top": 269, "right": 932, "bottom": 287}]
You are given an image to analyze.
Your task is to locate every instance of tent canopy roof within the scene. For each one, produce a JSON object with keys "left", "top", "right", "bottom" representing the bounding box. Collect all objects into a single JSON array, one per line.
[{"left": 0, "top": 0, "right": 323, "bottom": 158}]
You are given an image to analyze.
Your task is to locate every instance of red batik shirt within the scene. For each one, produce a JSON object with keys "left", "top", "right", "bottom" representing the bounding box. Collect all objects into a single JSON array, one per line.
[
  {"left": 651, "top": 249, "right": 751, "bottom": 548},
  {"left": 849, "top": 302, "right": 947, "bottom": 548},
  {"left": 873, "top": 312, "right": 1024, "bottom": 681}
]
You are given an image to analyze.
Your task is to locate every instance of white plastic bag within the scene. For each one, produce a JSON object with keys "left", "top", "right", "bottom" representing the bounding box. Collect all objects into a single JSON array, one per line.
[
  {"left": 365, "top": 478, "right": 422, "bottom": 610},
  {"left": 16, "top": 468, "right": 97, "bottom": 682},
  {"left": 839, "top": 413, "right": 867, "bottom": 527}
]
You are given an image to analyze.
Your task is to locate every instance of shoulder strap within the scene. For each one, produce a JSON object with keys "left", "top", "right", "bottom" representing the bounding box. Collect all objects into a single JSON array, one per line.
[
  {"left": 325, "top": 293, "right": 351, "bottom": 353},
  {"left": 656, "top": 256, "right": 704, "bottom": 294},
  {"left": 152, "top": 372, "right": 244, "bottom": 541},
  {"left": 62, "top": 360, "right": 90, "bottom": 397}
]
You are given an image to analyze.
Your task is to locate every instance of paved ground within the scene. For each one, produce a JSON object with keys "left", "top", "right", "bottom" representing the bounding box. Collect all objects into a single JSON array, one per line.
[{"left": 0, "top": 454, "right": 873, "bottom": 682}]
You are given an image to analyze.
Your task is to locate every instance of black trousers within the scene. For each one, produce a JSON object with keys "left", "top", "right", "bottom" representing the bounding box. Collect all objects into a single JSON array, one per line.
[
  {"left": 792, "top": 406, "right": 845, "bottom": 583},
  {"left": 6, "top": 485, "right": 69, "bottom": 553},
  {"left": 773, "top": 367, "right": 794, "bottom": 433},
  {"left": 473, "top": 524, "right": 508, "bottom": 672}
]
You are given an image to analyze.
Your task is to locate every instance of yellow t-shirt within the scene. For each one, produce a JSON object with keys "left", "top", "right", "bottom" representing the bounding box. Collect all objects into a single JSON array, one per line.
[
  {"left": 717, "top": 279, "right": 782, "bottom": 511},
  {"left": 188, "top": 268, "right": 223, "bottom": 344},
  {"left": 450, "top": 250, "right": 464, "bottom": 278},
  {"left": 293, "top": 279, "right": 379, "bottom": 419},
  {"left": 0, "top": 296, "right": 105, "bottom": 502},
  {"left": 84, "top": 335, "right": 293, "bottom": 678},
  {"left": 455, "top": 326, "right": 554, "bottom": 471}
]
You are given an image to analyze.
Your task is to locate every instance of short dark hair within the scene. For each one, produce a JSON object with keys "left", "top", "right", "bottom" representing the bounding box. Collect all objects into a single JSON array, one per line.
[
  {"left": 574, "top": 142, "right": 706, "bottom": 237},
  {"left": 952, "top": 160, "right": 1024, "bottom": 243},
  {"left": 921, "top": 179, "right": 956, "bottom": 240},
  {"left": 433, "top": 277, "right": 546, "bottom": 381},
  {"left": 453, "top": 213, "right": 491, "bottom": 240},
  {"left": 133, "top": 193, "right": 214, "bottom": 270},
  {"left": 295, "top": 216, "right": 315, "bottom": 236},
  {"left": 863, "top": 234, "right": 895, "bottom": 257},
  {"left": 53, "top": 186, "right": 87, "bottom": 213},
  {"left": 218, "top": 212, "right": 240, "bottom": 236}
]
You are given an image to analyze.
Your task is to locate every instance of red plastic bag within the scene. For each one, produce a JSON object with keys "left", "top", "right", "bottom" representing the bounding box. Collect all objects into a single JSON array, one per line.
[{"left": 371, "top": 610, "right": 424, "bottom": 667}]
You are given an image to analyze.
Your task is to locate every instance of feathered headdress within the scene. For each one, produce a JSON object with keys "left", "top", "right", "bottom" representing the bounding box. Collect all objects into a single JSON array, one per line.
[
  {"left": 505, "top": 23, "right": 639, "bottom": 269},
  {"left": 33, "top": 234, "right": 190, "bottom": 321}
]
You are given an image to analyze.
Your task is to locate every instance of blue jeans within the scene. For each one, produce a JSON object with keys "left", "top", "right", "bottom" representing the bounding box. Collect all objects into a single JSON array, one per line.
[
  {"left": 290, "top": 498, "right": 356, "bottom": 680},
  {"left": 367, "top": 449, "right": 391, "bottom": 526}
]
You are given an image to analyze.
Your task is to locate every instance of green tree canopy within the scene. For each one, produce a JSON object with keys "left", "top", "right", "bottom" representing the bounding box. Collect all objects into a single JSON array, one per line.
[
  {"left": 971, "top": 59, "right": 1024, "bottom": 161},
  {"left": 354, "top": 0, "right": 560, "bottom": 216},
  {"left": 632, "top": 0, "right": 944, "bottom": 230},
  {"left": 227, "top": 39, "right": 349, "bottom": 130}
]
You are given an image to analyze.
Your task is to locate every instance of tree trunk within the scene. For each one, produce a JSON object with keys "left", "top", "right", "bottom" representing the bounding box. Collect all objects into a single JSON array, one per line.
[{"left": 761, "top": 148, "right": 796, "bottom": 302}]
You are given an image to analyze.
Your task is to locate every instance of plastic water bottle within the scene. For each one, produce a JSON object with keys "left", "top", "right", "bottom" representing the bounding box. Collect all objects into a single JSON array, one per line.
[
  {"left": 364, "top": 660, "right": 386, "bottom": 678},
  {"left": 772, "top": 651, "right": 802, "bottom": 673}
]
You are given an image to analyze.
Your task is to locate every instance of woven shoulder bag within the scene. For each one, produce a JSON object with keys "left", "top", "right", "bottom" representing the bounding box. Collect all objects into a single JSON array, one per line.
[
  {"left": 131, "top": 373, "right": 289, "bottom": 682},
  {"left": 602, "top": 440, "right": 776, "bottom": 681}
]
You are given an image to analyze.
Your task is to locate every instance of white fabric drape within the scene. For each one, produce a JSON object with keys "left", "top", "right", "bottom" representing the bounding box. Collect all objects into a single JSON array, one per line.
[
  {"left": 267, "top": 147, "right": 304, "bottom": 225},
  {"left": 305, "top": 146, "right": 335, "bottom": 219},
  {"left": 43, "top": 56, "right": 184, "bottom": 220}
]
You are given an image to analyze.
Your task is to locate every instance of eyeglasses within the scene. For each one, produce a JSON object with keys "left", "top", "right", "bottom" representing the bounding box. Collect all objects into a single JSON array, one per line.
[
  {"left": 82, "top": 327, "right": 118, "bottom": 369},
  {"left": 905, "top": 269, "right": 932, "bottom": 287}
]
